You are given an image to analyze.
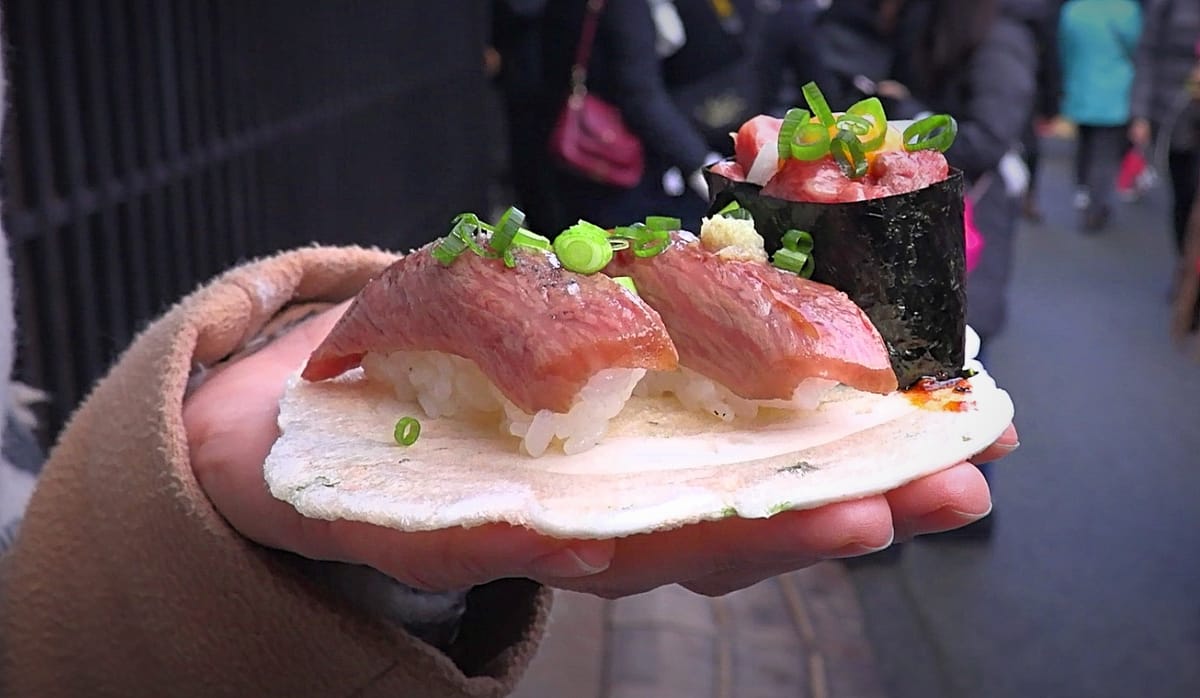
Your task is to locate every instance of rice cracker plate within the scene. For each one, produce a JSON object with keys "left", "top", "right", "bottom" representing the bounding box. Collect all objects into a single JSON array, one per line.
[{"left": 264, "top": 356, "right": 1012, "bottom": 540}]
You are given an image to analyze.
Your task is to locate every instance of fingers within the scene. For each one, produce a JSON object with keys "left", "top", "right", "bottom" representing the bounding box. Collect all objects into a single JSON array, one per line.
[
  {"left": 885, "top": 462, "right": 992, "bottom": 541},
  {"left": 548, "top": 496, "right": 894, "bottom": 599},
  {"left": 970, "top": 423, "right": 1019, "bottom": 464}
]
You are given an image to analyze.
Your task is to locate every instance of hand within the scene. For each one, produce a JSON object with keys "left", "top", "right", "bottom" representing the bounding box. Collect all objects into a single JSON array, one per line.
[
  {"left": 1129, "top": 118, "right": 1151, "bottom": 147},
  {"left": 875, "top": 79, "right": 911, "bottom": 101},
  {"left": 185, "top": 305, "right": 1017, "bottom": 598}
]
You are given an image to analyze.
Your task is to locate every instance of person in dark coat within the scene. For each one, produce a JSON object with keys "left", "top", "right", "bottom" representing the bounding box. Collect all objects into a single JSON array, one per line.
[
  {"left": 819, "top": 0, "right": 1040, "bottom": 346},
  {"left": 534, "top": 0, "right": 828, "bottom": 234},
  {"left": 1129, "top": 0, "right": 1200, "bottom": 284}
]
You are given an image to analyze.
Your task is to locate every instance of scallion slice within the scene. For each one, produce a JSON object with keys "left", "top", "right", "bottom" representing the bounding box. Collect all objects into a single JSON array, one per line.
[
  {"left": 432, "top": 234, "right": 469, "bottom": 265},
  {"left": 835, "top": 113, "right": 872, "bottom": 137},
  {"left": 632, "top": 227, "right": 670, "bottom": 258},
  {"left": 802, "top": 82, "right": 836, "bottom": 129},
  {"left": 612, "top": 276, "right": 638, "bottom": 294},
  {"left": 830, "top": 128, "right": 869, "bottom": 179},
  {"left": 644, "top": 215, "right": 681, "bottom": 231},
  {"left": 845, "top": 97, "right": 888, "bottom": 151},
  {"left": 716, "top": 200, "right": 754, "bottom": 221},
  {"left": 491, "top": 206, "right": 526, "bottom": 254},
  {"left": 902, "top": 114, "right": 958, "bottom": 152},
  {"left": 777, "top": 108, "right": 811, "bottom": 161},
  {"left": 790, "top": 122, "right": 831, "bottom": 161},
  {"left": 394, "top": 417, "right": 421, "bottom": 446},
  {"left": 512, "top": 228, "right": 553, "bottom": 252},
  {"left": 773, "top": 229, "right": 815, "bottom": 278},
  {"left": 554, "top": 221, "right": 614, "bottom": 274}
]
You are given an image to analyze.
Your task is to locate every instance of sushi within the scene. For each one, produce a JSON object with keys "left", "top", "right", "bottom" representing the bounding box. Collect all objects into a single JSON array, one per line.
[
  {"left": 705, "top": 84, "right": 968, "bottom": 388},
  {"left": 303, "top": 212, "right": 678, "bottom": 457},
  {"left": 606, "top": 217, "right": 897, "bottom": 421}
]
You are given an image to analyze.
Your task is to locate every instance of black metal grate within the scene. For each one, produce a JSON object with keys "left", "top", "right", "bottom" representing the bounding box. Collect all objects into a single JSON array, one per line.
[{"left": 1, "top": 1, "right": 492, "bottom": 443}]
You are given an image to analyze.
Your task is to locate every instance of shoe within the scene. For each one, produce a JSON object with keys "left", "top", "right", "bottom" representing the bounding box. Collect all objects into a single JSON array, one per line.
[
  {"left": 1082, "top": 206, "right": 1110, "bottom": 234},
  {"left": 1021, "top": 196, "right": 1043, "bottom": 223},
  {"left": 1073, "top": 188, "right": 1091, "bottom": 210}
]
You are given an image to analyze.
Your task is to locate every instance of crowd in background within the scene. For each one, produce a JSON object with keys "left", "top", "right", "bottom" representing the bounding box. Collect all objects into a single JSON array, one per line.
[{"left": 489, "top": 0, "right": 1200, "bottom": 345}]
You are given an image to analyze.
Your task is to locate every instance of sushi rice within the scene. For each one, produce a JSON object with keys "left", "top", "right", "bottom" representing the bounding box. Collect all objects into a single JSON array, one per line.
[
  {"left": 635, "top": 366, "right": 837, "bottom": 422},
  {"left": 362, "top": 350, "right": 644, "bottom": 457}
]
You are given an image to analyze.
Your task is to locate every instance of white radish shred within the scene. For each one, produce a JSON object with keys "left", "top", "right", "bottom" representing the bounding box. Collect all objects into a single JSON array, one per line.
[{"left": 746, "top": 138, "right": 780, "bottom": 185}]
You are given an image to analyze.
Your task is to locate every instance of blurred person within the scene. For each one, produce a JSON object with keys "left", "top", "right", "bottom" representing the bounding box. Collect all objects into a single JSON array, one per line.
[
  {"left": 1130, "top": 0, "right": 1200, "bottom": 292},
  {"left": 0, "top": 23, "right": 1019, "bottom": 693},
  {"left": 1058, "top": 0, "right": 1141, "bottom": 233},
  {"left": 535, "top": 0, "right": 829, "bottom": 234},
  {"left": 1020, "top": 0, "right": 1065, "bottom": 223},
  {"left": 822, "top": 0, "right": 1040, "bottom": 348}
]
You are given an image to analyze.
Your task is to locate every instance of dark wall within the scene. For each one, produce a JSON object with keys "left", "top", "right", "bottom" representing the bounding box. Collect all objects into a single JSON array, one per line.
[{"left": 0, "top": 0, "right": 494, "bottom": 441}]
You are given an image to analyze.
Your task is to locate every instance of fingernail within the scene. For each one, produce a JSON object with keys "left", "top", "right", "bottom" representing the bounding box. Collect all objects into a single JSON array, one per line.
[
  {"left": 995, "top": 439, "right": 1020, "bottom": 453},
  {"left": 949, "top": 501, "right": 994, "bottom": 520},
  {"left": 828, "top": 529, "right": 895, "bottom": 559},
  {"left": 527, "top": 545, "right": 611, "bottom": 578}
]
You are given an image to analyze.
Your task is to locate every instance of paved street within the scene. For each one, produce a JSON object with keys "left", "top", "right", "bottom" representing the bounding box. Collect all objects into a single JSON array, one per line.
[{"left": 847, "top": 138, "right": 1200, "bottom": 698}]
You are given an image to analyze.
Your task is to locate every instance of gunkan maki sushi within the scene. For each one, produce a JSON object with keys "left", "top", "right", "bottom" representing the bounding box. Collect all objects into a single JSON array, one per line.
[{"left": 704, "top": 83, "right": 967, "bottom": 389}]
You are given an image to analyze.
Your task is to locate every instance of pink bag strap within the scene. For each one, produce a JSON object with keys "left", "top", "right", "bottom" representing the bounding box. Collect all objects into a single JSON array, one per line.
[{"left": 570, "top": 0, "right": 606, "bottom": 95}]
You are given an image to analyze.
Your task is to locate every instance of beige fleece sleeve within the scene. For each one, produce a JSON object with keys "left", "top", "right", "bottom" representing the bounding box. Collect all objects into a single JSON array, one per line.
[{"left": 0, "top": 246, "right": 552, "bottom": 698}]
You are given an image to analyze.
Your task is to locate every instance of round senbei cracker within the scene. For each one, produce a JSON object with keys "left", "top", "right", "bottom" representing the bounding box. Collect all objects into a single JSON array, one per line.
[{"left": 263, "top": 364, "right": 1013, "bottom": 540}]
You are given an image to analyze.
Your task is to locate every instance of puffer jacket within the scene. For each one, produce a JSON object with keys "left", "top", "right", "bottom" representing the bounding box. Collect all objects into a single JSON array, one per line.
[
  {"left": 1131, "top": 0, "right": 1200, "bottom": 148},
  {"left": 1059, "top": 0, "right": 1141, "bottom": 126}
]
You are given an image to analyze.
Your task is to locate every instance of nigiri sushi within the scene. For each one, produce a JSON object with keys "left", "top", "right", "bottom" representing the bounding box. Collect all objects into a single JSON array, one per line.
[
  {"left": 303, "top": 224, "right": 678, "bottom": 456},
  {"left": 606, "top": 215, "right": 897, "bottom": 421}
]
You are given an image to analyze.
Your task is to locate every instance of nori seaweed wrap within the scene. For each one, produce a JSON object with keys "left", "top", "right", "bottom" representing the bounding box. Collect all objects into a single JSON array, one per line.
[{"left": 704, "top": 164, "right": 966, "bottom": 389}]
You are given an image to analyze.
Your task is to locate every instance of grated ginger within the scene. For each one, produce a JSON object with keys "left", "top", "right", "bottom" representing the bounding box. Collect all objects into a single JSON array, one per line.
[{"left": 700, "top": 214, "right": 769, "bottom": 263}]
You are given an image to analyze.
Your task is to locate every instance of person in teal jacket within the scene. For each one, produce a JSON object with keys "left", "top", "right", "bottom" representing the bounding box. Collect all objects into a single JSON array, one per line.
[{"left": 1059, "top": 0, "right": 1142, "bottom": 232}]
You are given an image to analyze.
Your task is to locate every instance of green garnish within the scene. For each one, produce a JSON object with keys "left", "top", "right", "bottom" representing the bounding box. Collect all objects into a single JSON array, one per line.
[
  {"left": 802, "top": 82, "right": 836, "bottom": 128},
  {"left": 632, "top": 227, "right": 670, "bottom": 257},
  {"left": 612, "top": 276, "right": 638, "bottom": 294},
  {"left": 772, "top": 229, "right": 815, "bottom": 278},
  {"left": 845, "top": 97, "right": 888, "bottom": 151},
  {"left": 611, "top": 217, "right": 673, "bottom": 258},
  {"left": 903, "top": 114, "right": 958, "bottom": 153},
  {"left": 554, "top": 221, "right": 614, "bottom": 274},
  {"left": 716, "top": 200, "right": 754, "bottom": 221},
  {"left": 490, "top": 206, "right": 525, "bottom": 255},
  {"left": 777, "top": 108, "right": 811, "bottom": 161},
  {"left": 394, "top": 417, "right": 421, "bottom": 446},
  {"left": 644, "top": 215, "right": 681, "bottom": 232},
  {"left": 432, "top": 233, "right": 470, "bottom": 265},
  {"left": 789, "top": 122, "right": 831, "bottom": 161},
  {"left": 512, "top": 228, "right": 552, "bottom": 252},
  {"left": 830, "top": 129, "right": 869, "bottom": 179}
]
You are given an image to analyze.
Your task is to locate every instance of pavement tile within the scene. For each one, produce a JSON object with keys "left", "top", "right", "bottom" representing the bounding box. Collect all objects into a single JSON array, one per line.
[
  {"left": 609, "top": 584, "right": 717, "bottom": 635},
  {"left": 607, "top": 627, "right": 717, "bottom": 698}
]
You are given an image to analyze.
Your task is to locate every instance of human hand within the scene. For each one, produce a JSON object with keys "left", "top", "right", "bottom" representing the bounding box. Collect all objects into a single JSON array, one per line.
[
  {"left": 875, "top": 79, "right": 911, "bottom": 101},
  {"left": 1129, "top": 118, "right": 1151, "bottom": 147},
  {"left": 185, "top": 304, "right": 1017, "bottom": 598}
]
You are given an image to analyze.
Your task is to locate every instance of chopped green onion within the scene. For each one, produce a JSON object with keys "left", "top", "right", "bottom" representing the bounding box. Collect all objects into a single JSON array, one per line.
[
  {"left": 773, "top": 229, "right": 815, "bottom": 278},
  {"left": 432, "top": 234, "right": 469, "bottom": 265},
  {"left": 644, "top": 215, "right": 681, "bottom": 231},
  {"left": 846, "top": 97, "right": 888, "bottom": 151},
  {"left": 902, "top": 114, "right": 958, "bottom": 153},
  {"left": 777, "top": 108, "right": 811, "bottom": 161},
  {"left": 612, "top": 276, "right": 638, "bottom": 294},
  {"left": 773, "top": 248, "right": 816, "bottom": 278},
  {"left": 394, "top": 417, "right": 421, "bottom": 446},
  {"left": 781, "top": 228, "right": 814, "bottom": 255},
  {"left": 716, "top": 200, "right": 754, "bottom": 221},
  {"left": 632, "top": 227, "right": 670, "bottom": 258},
  {"left": 491, "top": 206, "right": 526, "bottom": 254},
  {"left": 802, "top": 82, "right": 836, "bottom": 129},
  {"left": 835, "top": 113, "right": 872, "bottom": 137},
  {"left": 790, "top": 122, "right": 831, "bottom": 160},
  {"left": 554, "top": 221, "right": 613, "bottom": 274},
  {"left": 512, "top": 228, "right": 553, "bottom": 252},
  {"left": 830, "top": 128, "right": 869, "bottom": 179}
]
